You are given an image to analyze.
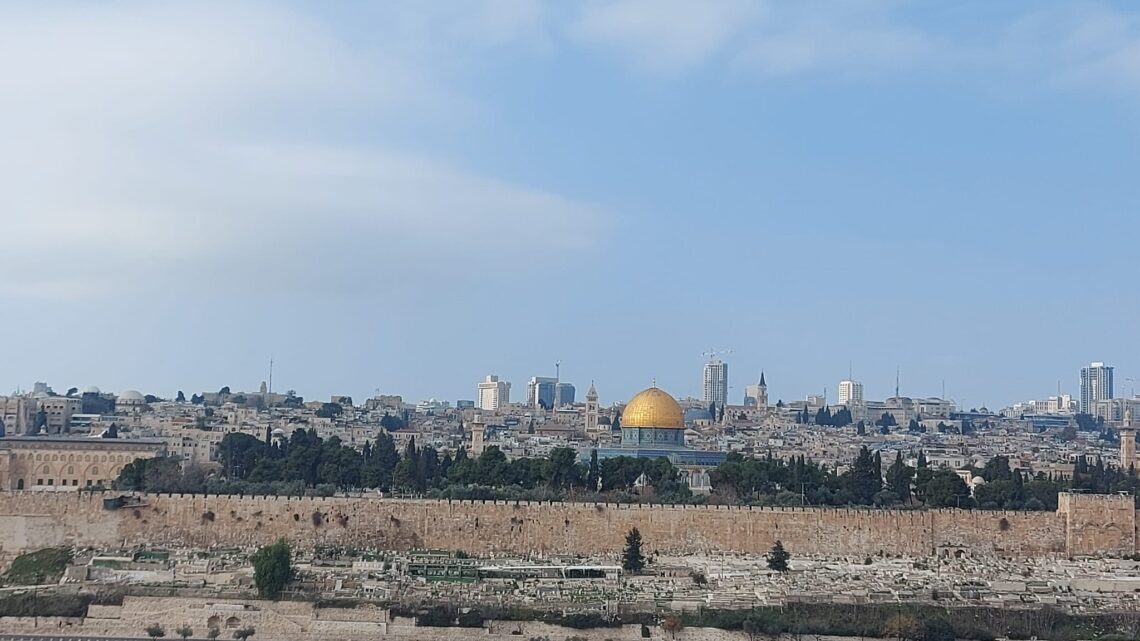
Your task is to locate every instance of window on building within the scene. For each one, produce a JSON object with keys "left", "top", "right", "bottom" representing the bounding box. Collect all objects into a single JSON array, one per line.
[
  {"left": 16, "top": 479, "right": 24, "bottom": 490},
  {"left": 47, "top": 479, "right": 53, "bottom": 486},
  {"left": 36, "top": 479, "right": 43, "bottom": 486}
]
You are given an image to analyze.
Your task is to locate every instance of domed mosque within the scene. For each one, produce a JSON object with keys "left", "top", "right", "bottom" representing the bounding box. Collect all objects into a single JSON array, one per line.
[{"left": 594, "top": 384, "right": 726, "bottom": 468}]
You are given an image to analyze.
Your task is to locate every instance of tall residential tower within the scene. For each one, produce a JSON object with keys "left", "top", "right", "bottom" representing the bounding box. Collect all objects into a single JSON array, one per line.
[
  {"left": 1080, "top": 362, "right": 1114, "bottom": 414},
  {"left": 703, "top": 358, "right": 729, "bottom": 407},
  {"left": 476, "top": 375, "right": 510, "bottom": 411},
  {"left": 838, "top": 380, "right": 864, "bottom": 407}
]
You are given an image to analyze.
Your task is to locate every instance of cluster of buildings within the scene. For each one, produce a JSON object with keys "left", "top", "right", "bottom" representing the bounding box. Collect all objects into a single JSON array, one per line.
[{"left": 0, "top": 356, "right": 1133, "bottom": 494}]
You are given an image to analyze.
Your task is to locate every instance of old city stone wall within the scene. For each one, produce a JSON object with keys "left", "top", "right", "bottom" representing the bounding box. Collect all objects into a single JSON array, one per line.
[{"left": 0, "top": 491, "right": 1133, "bottom": 561}]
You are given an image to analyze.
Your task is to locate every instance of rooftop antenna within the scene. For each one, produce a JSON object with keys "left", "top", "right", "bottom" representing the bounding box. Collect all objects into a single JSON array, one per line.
[
  {"left": 268, "top": 355, "right": 274, "bottom": 395},
  {"left": 848, "top": 361, "right": 853, "bottom": 380},
  {"left": 895, "top": 366, "right": 900, "bottom": 399}
]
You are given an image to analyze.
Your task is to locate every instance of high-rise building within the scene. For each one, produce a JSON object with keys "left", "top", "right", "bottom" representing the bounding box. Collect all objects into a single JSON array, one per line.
[
  {"left": 838, "top": 380, "right": 864, "bottom": 407},
  {"left": 744, "top": 372, "right": 768, "bottom": 407},
  {"left": 527, "top": 377, "right": 557, "bottom": 409},
  {"left": 476, "top": 375, "right": 510, "bottom": 411},
  {"left": 703, "top": 358, "right": 728, "bottom": 406},
  {"left": 1080, "top": 362, "right": 1114, "bottom": 414},
  {"left": 555, "top": 382, "right": 575, "bottom": 407}
]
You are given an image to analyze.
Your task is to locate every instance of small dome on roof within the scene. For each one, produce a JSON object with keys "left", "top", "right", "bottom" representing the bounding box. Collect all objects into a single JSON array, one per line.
[
  {"left": 81, "top": 385, "right": 101, "bottom": 395},
  {"left": 684, "top": 407, "right": 714, "bottom": 423},
  {"left": 971, "top": 476, "right": 986, "bottom": 486}
]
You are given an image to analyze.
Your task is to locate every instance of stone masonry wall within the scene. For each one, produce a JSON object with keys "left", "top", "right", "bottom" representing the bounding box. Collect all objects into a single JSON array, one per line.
[{"left": 0, "top": 491, "right": 1132, "bottom": 561}]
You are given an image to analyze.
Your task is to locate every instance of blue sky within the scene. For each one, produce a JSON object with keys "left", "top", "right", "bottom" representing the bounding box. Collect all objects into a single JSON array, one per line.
[{"left": 1, "top": 1, "right": 1138, "bottom": 408}]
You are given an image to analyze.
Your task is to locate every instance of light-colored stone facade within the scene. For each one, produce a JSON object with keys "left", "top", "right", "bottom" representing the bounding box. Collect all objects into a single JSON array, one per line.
[
  {"left": 0, "top": 491, "right": 1134, "bottom": 562},
  {"left": 0, "top": 437, "right": 166, "bottom": 491},
  {"left": 0, "top": 595, "right": 794, "bottom": 641}
]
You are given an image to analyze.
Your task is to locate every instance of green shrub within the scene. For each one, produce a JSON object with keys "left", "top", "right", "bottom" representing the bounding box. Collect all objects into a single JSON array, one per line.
[{"left": 3, "top": 547, "right": 73, "bottom": 585}]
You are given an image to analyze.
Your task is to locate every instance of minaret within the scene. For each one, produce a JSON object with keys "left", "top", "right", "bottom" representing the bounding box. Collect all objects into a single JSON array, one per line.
[
  {"left": 585, "top": 381, "right": 599, "bottom": 439},
  {"left": 470, "top": 414, "right": 486, "bottom": 457},
  {"left": 1121, "top": 409, "right": 1136, "bottom": 470}
]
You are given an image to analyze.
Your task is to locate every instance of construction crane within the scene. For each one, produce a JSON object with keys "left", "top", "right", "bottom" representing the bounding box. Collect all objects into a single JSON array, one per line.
[{"left": 702, "top": 348, "right": 732, "bottom": 361}]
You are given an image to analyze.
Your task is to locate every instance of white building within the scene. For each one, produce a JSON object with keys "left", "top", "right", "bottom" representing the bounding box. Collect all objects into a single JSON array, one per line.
[
  {"left": 837, "top": 380, "right": 864, "bottom": 407},
  {"left": 477, "top": 375, "right": 510, "bottom": 411},
  {"left": 703, "top": 359, "right": 728, "bottom": 406},
  {"left": 1080, "top": 362, "right": 1114, "bottom": 414}
]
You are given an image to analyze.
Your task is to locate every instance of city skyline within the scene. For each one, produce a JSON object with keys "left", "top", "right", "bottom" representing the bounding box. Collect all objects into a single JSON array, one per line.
[
  {"left": 3, "top": 2, "right": 1140, "bottom": 409},
  {"left": 6, "top": 355, "right": 1133, "bottom": 413}
]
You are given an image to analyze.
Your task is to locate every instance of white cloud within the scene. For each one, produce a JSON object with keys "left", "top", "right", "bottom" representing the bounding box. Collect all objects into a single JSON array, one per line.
[
  {"left": 0, "top": 1, "right": 603, "bottom": 300},
  {"left": 733, "top": 5, "right": 941, "bottom": 77},
  {"left": 567, "top": 0, "right": 1140, "bottom": 94},
  {"left": 571, "top": 0, "right": 763, "bottom": 74}
]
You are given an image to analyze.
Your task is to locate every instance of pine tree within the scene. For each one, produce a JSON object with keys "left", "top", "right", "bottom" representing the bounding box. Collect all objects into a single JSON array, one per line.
[
  {"left": 622, "top": 527, "right": 645, "bottom": 572},
  {"left": 767, "top": 540, "right": 790, "bottom": 572},
  {"left": 587, "top": 449, "right": 600, "bottom": 491},
  {"left": 250, "top": 538, "right": 293, "bottom": 599},
  {"left": 885, "top": 452, "right": 914, "bottom": 502}
]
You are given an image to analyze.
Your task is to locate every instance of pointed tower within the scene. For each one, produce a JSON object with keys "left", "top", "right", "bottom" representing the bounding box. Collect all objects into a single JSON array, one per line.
[
  {"left": 585, "top": 381, "right": 599, "bottom": 439},
  {"left": 757, "top": 372, "right": 768, "bottom": 408},
  {"left": 1121, "top": 409, "right": 1136, "bottom": 470},
  {"left": 470, "top": 414, "right": 486, "bottom": 457}
]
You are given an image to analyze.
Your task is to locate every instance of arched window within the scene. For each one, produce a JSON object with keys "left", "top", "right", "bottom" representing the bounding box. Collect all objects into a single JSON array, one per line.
[{"left": 16, "top": 479, "right": 24, "bottom": 490}]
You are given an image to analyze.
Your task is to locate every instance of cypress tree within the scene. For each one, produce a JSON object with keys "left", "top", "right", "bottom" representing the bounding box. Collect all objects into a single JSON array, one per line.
[
  {"left": 622, "top": 527, "right": 645, "bottom": 572},
  {"left": 767, "top": 540, "right": 790, "bottom": 572}
]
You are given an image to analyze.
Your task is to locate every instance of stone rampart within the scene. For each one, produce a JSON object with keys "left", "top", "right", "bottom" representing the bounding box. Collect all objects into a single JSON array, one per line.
[{"left": 0, "top": 491, "right": 1132, "bottom": 560}]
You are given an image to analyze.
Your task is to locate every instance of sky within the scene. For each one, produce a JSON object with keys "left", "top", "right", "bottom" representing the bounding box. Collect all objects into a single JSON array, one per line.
[{"left": 1, "top": 0, "right": 1139, "bottom": 409}]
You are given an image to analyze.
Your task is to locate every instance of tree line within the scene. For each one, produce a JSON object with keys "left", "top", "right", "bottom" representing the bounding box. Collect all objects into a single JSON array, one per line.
[
  {"left": 113, "top": 428, "right": 1138, "bottom": 509},
  {"left": 115, "top": 427, "right": 693, "bottom": 503}
]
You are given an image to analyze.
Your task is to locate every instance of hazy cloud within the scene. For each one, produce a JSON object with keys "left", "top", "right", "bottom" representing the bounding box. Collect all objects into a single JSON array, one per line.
[
  {"left": 570, "top": 0, "right": 762, "bottom": 74},
  {"left": 0, "top": 1, "right": 602, "bottom": 301}
]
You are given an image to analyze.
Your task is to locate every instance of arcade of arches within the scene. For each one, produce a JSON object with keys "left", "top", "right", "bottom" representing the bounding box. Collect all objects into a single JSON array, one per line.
[{"left": 0, "top": 437, "right": 165, "bottom": 490}]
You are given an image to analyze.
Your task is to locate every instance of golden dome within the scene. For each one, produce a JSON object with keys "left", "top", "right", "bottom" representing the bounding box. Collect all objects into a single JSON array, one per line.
[{"left": 622, "top": 386, "right": 684, "bottom": 429}]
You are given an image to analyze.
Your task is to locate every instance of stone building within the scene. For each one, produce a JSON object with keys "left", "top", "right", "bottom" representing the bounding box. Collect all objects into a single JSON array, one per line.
[
  {"left": 38, "top": 396, "right": 83, "bottom": 434},
  {"left": 0, "top": 436, "right": 166, "bottom": 490},
  {"left": 0, "top": 396, "right": 36, "bottom": 435},
  {"left": 594, "top": 385, "right": 727, "bottom": 467}
]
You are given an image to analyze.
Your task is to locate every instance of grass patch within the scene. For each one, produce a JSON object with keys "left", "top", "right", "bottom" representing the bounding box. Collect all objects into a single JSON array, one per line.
[{"left": 4, "top": 547, "right": 73, "bottom": 585}]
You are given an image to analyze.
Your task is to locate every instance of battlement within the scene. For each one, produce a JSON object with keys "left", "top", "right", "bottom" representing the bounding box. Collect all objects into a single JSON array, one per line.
[{"left": 0, "top": 490, "right": 1132, "bottom": 560}]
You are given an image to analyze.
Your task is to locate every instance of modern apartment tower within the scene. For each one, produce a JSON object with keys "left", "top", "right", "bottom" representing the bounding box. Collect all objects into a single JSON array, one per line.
[
  {"left": 527, "top": 377, "right": 557, "bottom": 409},
  {"left": 703, "top": 358, "right": 729, "bottom": 406},
  {"left": 1080, "top": 362, "right": 1114, "bottom": 414},
  {"left": 555, "top": 382, "right": 575, "bottom": 407},
  {"left": 476, "top": 375, "right": 510, "bottom": 411},
  {"left": 838, "top": 380, "right": 864, "bottom": 407}
]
